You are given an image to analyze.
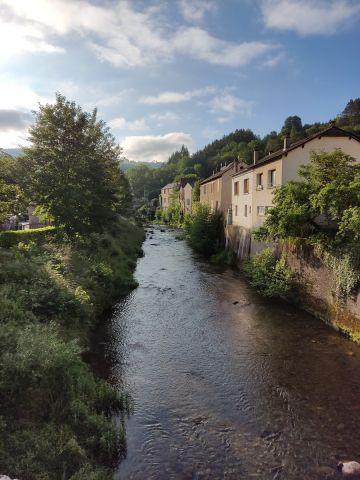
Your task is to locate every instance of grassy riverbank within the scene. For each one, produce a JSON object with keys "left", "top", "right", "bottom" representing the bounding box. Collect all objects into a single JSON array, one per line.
[{"left": 0, "top": 218, "right": 145, "bottom": 480}]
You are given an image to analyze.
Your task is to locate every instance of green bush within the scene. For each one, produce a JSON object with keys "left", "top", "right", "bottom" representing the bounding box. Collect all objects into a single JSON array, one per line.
[
  {"left": 242, "top": 248, "right": 295, "bottom": 298},
  {"left": 184, "top": 203, "right": 224, "bottom": 256},
  {"left": 0, "top": 226, "right": 56, "bottom": 248},
  {"left": 0, "top": 323, "right": 124, "bottom": 480},
  {"left": 0, "top": 217, "right": 145, "bottom": 478}
]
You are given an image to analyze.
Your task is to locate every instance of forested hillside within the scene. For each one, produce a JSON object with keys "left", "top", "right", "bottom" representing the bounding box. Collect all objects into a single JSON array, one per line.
[{"left": 126, "top": 98, "right": 360, "bottom": 205}]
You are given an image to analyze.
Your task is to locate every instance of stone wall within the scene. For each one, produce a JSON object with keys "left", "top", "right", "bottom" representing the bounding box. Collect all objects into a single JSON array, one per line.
[
  {"left": 225, "top": 227, "right": 360, "bottom": 341},
  {"left": 225, "top": 225, "right": 251, "bottom": 259},
  {"left": 279, "top": 241, "right": 360, "bottom": 341}
]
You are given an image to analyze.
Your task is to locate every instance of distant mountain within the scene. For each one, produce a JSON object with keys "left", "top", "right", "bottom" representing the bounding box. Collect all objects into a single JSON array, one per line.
[
  {"left": 2, "top": 148, "right": 23, "bottom": 157},
  {"left": 120, "top": 159, "right": 164, "bottom": 172}
]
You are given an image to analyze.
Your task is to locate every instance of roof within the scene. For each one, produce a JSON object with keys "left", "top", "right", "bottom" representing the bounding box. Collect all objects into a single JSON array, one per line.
[
  {"left": 256, "top": 125, "right": 360, "bottom": 167},
  {"left": 232, "top": 125, "right": 360, "bottom": 177},
  {"left": 162, "top": 182, "right": 180, "bottom": 190},
  {"left": 200, "top": 161, "right": 235, "bottom": 185},
  {"left": 179, "top": 178, "right": 195, "bottom": 188}
]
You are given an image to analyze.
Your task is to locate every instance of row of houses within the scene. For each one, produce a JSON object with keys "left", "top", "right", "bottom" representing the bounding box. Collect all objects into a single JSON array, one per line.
[
  {"left": 160, "top": 178, "right": 195, "bottom": 215},
  {"left": 159, "top": 124, "right": 360, "bottom": 254}
]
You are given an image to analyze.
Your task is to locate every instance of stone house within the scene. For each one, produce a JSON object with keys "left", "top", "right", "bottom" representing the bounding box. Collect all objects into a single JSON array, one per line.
[
  {"left": 160, "top": 182, "right": 180, "bottom": 211},
  {"left": 200, "top": 161, "right": 246, "bottom": 215},
  {"left": 179, "top": 178, "right": 194, "bottom": 215}
]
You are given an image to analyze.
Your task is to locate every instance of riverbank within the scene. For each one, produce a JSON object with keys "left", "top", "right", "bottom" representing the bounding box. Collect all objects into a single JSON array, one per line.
[{"left": 0, "top": 218, "right": 145, "bottom": 480}]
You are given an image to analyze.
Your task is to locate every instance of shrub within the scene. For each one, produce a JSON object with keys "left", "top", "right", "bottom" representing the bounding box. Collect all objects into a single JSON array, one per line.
[
  {"left": 242, "top": 248, "right": 295, "bottom": 298},
  {"left": 0, "top": 226, "right": 56, "bottom": 248},
  {"left": 184, "top": 203, "right": 224, "bottom": 256}
]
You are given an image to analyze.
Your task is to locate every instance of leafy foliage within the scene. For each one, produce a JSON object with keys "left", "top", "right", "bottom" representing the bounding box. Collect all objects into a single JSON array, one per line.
[
  {"left": 21, "top": 94, "right": 130, "bottom": 234},
  {"left": 0, "top": 218, "right": 145, "bottom": 479},
  {"left": 0, "top": 153, "right": 26, "bottom": 225},
  {"left": 255, "top": 149, "right": 360, "bottom": 245},
  {"left": 242, "top": 248, "right": 295, "bottom": 298},
  {"left": 184, "top": 203, "right": 224, "bottom": 256}
]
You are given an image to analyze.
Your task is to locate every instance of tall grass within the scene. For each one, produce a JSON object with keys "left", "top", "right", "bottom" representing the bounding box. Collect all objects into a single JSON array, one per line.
[{"left": 0, "top": 218, "right": 145, "bottom": 479}]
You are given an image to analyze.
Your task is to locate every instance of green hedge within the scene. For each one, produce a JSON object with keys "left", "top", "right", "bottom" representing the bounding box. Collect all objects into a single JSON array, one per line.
[{"left": 0, "top": 226, "right": 56, "bottom": 248}]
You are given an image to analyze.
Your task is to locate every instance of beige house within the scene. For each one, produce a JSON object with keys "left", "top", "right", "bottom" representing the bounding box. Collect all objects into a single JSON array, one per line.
[
  {"left": 200, "top": 161, "right": 246, "bottom": 215},
  {"left": 232, "top": 125, "right": 360, "bottom": 232},
  {"left": 179, "top": 179, "right": 194, "bottom": 215},
  {"left": 160, "top": 182, "right": 180, "bottom": 210}
]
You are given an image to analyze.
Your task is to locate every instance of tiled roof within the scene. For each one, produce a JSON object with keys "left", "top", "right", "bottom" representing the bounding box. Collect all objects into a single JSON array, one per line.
[
  {"left": 232, "top": 125, "right": 360, "bottom": 178},
  {"left": 200, "top": 161, "right": 235, "bottom": 185},
  {"left": 255, "top": 125, "right": 360, "bottom": 167},
  {"left": 162, "top": 182, "right": 180, "bottom": 190}
]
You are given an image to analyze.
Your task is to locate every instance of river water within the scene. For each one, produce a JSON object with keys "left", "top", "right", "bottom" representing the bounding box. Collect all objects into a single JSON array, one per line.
[{"left": 96, "top": 227, "right": 360, "bottom": 479}]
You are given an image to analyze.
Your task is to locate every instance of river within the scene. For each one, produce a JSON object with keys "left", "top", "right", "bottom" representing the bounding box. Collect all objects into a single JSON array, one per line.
[{"left": 94, "top": 227, "right": 360, "bottom": 479}]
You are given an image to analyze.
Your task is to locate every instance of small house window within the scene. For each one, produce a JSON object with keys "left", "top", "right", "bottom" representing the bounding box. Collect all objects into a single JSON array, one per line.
[
  {"left": 243, "top": 178, "right": 249, "bottom": 194},
  {"left": 204, "top": 185, "right": 207, "bottom": 194},
  {"left": 244, "top": 205, "right": 248, "bottom": 217},
  {"left": 268, "top": 169, "right": 276, "bottom": 188},
  {"left": 234, "top": 181, "right": 239, "bottom": 195},
  {"left": 256, "top": 173, "right": 263, "bottom": 189},
  {"left": 257, "top": 206, "right": 265, "bottom": 216},
  {"left": 235, "top": 205, "right": 238, "bottom": 216},
  {"left": 186, "top": 198, "right": 190, "bottom": 205}
]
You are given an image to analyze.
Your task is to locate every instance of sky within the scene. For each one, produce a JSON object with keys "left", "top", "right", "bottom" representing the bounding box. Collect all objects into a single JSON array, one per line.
[{"left": 0, "top": 0, "right": 360, "bottom": 162}]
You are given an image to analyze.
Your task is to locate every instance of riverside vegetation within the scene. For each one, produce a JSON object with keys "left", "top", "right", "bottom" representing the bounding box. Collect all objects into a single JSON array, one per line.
[{"left": 0, "top": 95, "right": 145, "bottom": 479}]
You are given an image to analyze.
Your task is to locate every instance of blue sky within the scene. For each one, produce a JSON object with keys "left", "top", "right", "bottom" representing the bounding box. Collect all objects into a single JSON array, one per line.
[{"left": 1, "top": 0, "right": 360, "bottom": 162}]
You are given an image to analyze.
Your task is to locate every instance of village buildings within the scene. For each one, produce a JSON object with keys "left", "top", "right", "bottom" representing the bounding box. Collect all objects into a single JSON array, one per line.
[
  {"left": 199, "top": 161, "right": 247, "bottom": 215},
  {"left": 229, "top": 124, "right": 360, "bottom": 256},
  {"left": 160, "top": 178, "right": 194, "bottom": 215},
  {"left": 160, "top": 182, "right": 179, "bottom": 211}
]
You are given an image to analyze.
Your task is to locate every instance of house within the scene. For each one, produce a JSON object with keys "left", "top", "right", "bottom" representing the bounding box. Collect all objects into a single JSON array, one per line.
[
  {"left": 160, "top": 182, "right": 180, "bottom": 210},
  {"left": 179, "top": 178, "right": 195, "bottom": 215},
  {"left": 230, "top": 124, "right": 360, "bottom": 256},
  {"left": 200, "top": 161, "right": 246, "bottom": 215}
]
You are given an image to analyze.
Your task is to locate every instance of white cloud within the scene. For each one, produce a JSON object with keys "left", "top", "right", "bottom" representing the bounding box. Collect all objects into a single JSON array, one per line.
[
  {"left": 121, "top": 132, "right": 193, "bottom": 162},
  {"left": 173, "top": 27, "right": 276, "bottom": 67},
  {"left": 149, "top": 112, "right": 179, "bottom": 122},
  {"left": 208, "top": 95, "right": 254, "bottom": 115},
  {"left": 0, "top": 82, "right": 46, "bottom": 110},
  {"left": 141, "top": 86, "right": 215, "bottom": 105},
  {"left": 0, "top": 0, "right": 278, "bottom": 68},
  {"left": 260, "top": 0, "right": 360, "bottom": 35},
  {"left": 178, "top": 0, "right": 216, "bottom": 22},
  {"left": 108, "top": 116, "right": 148, "bottom": 132},
  {"left": 260, "top": 52, "right": 285, "bottom": 68}
]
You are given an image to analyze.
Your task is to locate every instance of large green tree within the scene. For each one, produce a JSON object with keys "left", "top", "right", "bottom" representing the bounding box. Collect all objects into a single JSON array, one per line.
[{"left": 22, "top": 94, "right": 129, "bottom": 234}]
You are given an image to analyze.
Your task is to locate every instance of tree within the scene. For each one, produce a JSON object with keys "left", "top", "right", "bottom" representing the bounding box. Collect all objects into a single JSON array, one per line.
[
  {"left": 255, "top": 149, "right": 360, "bottom": 244},
  {"left": 339, "top": 98, "right": 360, "bottom": 126},
  {"left": 0, "top": 153, "right": 26, "bottom": 225},
  {"left": 22, "top": 94, "right": 127, "bottom": 234}
]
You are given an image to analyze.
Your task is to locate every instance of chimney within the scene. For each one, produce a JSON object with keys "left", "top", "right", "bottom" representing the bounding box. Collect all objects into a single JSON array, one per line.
[
  {"left": 253, "top": 148, "right": 259, "bottom": 165},
  {"left": 283, "top": 134, "right": 291, "bottom": 151}
]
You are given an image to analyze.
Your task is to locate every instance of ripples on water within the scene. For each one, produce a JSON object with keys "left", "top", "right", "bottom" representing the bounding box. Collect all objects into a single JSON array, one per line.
[{"left": 97, "top": 227, "right": 360, "bottom": 479}]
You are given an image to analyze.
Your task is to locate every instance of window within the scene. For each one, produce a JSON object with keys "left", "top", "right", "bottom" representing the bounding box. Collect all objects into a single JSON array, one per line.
[
  {"left": 257, "top": 206, "right": 265, "bottom": 216},
  {"left": 235, "top": 205, "right": 238, "bottom": 216},
  {"left": 256, "top": 173, "right": 263, "bottom": 189},
  {"left": 268, "top": 169, "right": 276, "bottom": 188},
  {"left": 210, "top": 182, "right": 213, "bottom": 193},
  {"left": 186, "top": 198, "right": 190, "bottom": 205},
  {"left": 217, "top": 179, "right": 220, "bottom": 192},
  {"left": 243, "top": 178, "right": 249, "bottom": 194},
  {"left": 244, "top": 205, "right": 248, "bottom": 217},
  {"left": 203, "top": 185, "right": 207, "bottom": 194},
  {"left": 234, "top": 181, "right": 239, "bottom": 195},
  {"left": 215, "top": 200, "right": 219, "bottom": 211}
]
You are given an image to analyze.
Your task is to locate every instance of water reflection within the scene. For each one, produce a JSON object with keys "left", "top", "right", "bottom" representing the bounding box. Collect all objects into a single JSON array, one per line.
[{"left": 100, "top": 227, "right": 360, "bottom": 479}]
